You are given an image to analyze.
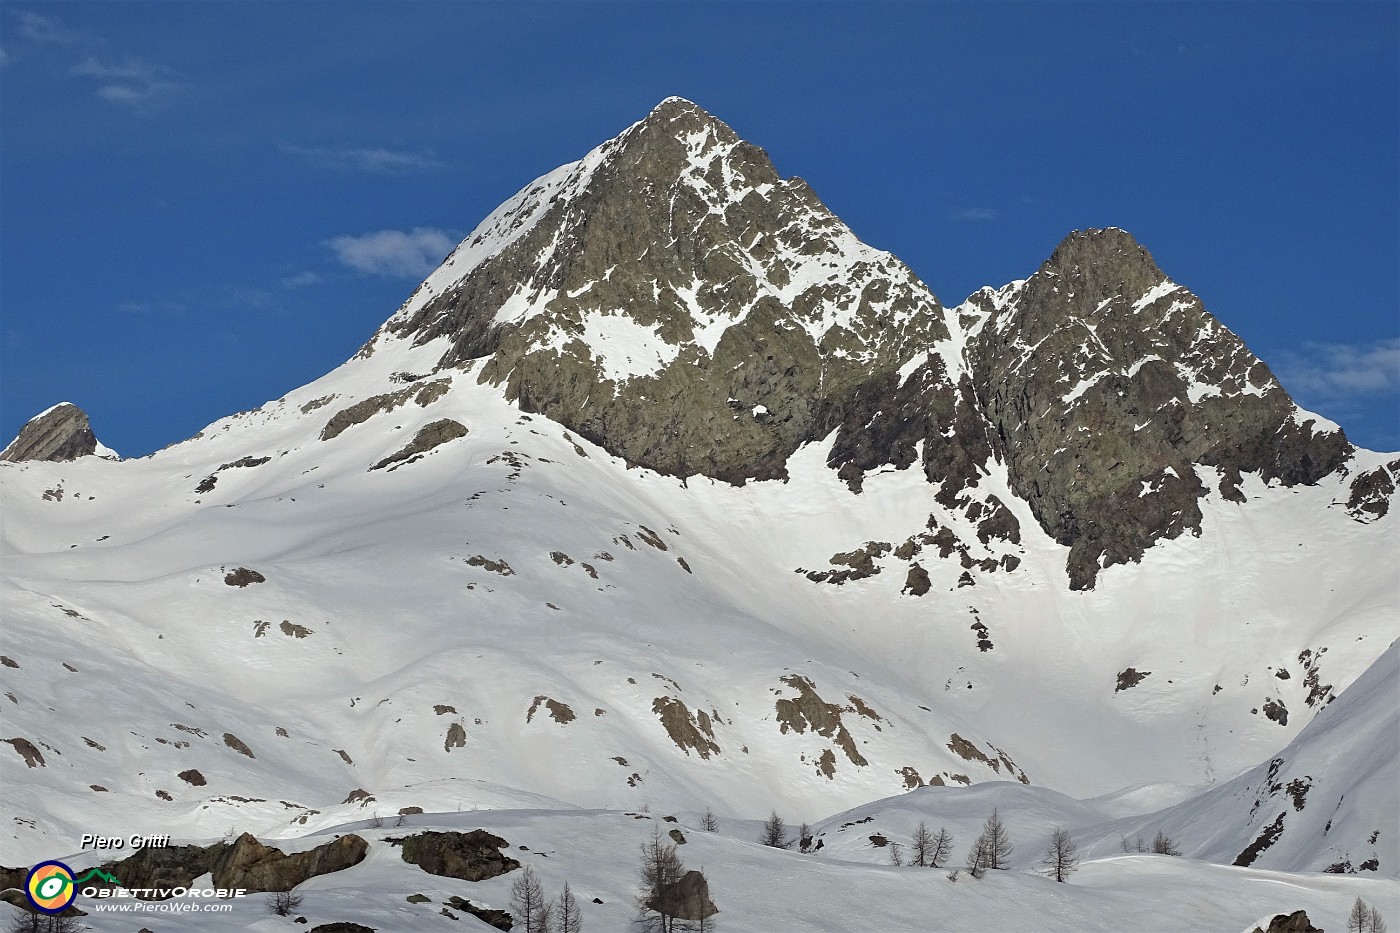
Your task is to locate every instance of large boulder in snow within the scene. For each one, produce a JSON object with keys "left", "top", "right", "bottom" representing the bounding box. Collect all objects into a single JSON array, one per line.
[
  {"left": 1249, "top": 910, "right": 1321, "bottom": 933},
  {"left": 210, "top": 832, "right": 368, "bottom": 892},
  {"left": 393, "top": 829, "right": 520, "bottom": 882},
  {"left": 647, "top": 869, "right": 718, "bottom": 922}
]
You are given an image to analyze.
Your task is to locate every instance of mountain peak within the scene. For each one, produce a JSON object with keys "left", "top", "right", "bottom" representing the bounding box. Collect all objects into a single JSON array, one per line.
[
  {"left": 646, "top": 95, "right": 707, "bottom": 119},
  {"left": 1, "top": 402, "right": 106, "bottom": 462},
  {"left": 383, "top": 98, "right": 946, "bottom": 484},
  {"left": 1038, "top": 227, "right": 1166, "bottom": 300}
]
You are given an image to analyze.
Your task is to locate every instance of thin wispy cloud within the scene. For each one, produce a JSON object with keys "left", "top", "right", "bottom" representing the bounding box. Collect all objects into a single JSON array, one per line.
[
  {"left": 14, "top": 10, "right": 84, "bottom": 45},
  {"left": 71, "top": 57, "right": 180, "bottom": 106},
  {"left": 114, "top": 299, "right": 187, "bottom": 317},
  {"left": 949, "top": 207, "right": 999, "bottom": 222},
  {"left": 283, "top": 144, "right": 443, "bottom": 174},
  {"left": 1272, "top": 337, "right": 1400, "bottom": 400},
  {"left": 328, "top": 228, "right": 456, "bottom": 278},
  {"left": 281, "top": 271, "right": 322, "bottom": 289}
]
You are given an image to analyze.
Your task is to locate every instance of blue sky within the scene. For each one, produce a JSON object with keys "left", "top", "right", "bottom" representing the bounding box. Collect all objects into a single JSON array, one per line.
[{"left": 2, "top": 2, "right": 1397, "bottom": 455}]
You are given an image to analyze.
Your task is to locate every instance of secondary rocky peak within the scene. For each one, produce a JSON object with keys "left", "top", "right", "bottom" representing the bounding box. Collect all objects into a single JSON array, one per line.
[
  {"left": 965, "top": 231, "right": 1351, "bottom": 588},
  {"left": 1, "top": 402, "right": 105, "bottom": 463}
]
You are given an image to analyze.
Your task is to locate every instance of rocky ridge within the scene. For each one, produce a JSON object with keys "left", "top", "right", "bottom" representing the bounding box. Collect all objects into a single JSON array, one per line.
[{"left": 363, "top": 98, "right": 1367, "bottom": 588}]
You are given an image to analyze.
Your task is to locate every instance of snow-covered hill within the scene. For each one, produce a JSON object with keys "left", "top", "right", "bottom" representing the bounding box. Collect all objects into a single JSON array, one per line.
[{"left": 2, "top": 97, "right": 1396, "bottom": 929}]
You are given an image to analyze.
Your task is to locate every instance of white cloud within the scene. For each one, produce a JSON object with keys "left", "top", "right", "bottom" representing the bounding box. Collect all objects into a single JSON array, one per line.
[
  {"left": 283, "top": 144, "right": 442, "bottom": 174},
  {"left": 1272, "top": 337, "right": 1400, "bottom": 400},
  {"left": 71, "top": 57, "right": 179, "bottom": 106},
  {"left": 949, "top": 207, "right": 999, "bottom": 222},
  {"left": 327, "top": 228, "right": 456, "bottom": 279},
  {"left": 15, "top": 10, "right": 83, "bottom": 45}
]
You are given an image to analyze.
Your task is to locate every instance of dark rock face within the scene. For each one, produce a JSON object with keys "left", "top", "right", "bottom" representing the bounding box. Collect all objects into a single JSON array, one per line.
[
  {"left": 1347, "top": 459, "right": 1399, "bottom": 521},
  {"left": 211, "top": 833, "right": 368, "bottom": 892},
  {"left": 224, "top": 568, "right": 266, "bottom": 588},
  {"left": 0, "top": 866, "right": 28, "bottom": 892},
  {"left": 94, "top": 843, "right": 224, "bottom": 897},
  {"left": 393, "top": 830, "right": 520, "bottom": 882},
  {"left": 370, "top": 102, "right": 1359, "bottom": 589},
  {"left": 446, "top": 896, "right": 513, "bottom": 930},
  {"left": 309, "top": 924, "right": 376, "bottom": 933},
  {"left": 89, "top": 833, "right": 367, "bottom": 898},
  {"left": 1249, "top": 909, "right": 1320, "bottom": 933},
  {"left": 647, "top": 869, "right": 717, "bottom": 922},
  {"left": 387, "top": 98, "right": 946, "bottom": 484},
  {"left": 370, "top": 418, "right": 467, "bottom": 471},
  {"left": 321, "top": 380, "right": 450, "bottom": 442},
  {"left": 1, "top": 402, "right": 102, "bottom": 462},
  {"left": 3, "top": 737, "right": 44, "bottom": 767},
  {"left": 963, "top": 228, "right": 1351, "bottom": 588}
]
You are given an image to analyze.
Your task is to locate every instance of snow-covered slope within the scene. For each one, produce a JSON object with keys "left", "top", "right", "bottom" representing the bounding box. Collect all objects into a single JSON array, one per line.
[
  {"left": 2, "top": 97, "right": 1397, "bottom": 929},
  {"left": 16, "top": 804, "right": 1397, "bottom": 932}
]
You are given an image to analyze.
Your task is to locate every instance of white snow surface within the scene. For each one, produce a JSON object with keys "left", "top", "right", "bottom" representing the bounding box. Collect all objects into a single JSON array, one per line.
[
  {"left": 2, "top": 100, "right": 1397, "bottom": 933},
  {"left": 2, "top": 345, "right": 1395, "bottom": 887}
]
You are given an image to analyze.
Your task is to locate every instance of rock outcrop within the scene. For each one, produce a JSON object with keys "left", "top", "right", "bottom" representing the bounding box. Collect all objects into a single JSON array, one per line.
[
  {"left": 369, "top": 101, "right": 1358, "bottom": 589},
  {"left": 963, "top": 228, "right": 1350, "bottom": 588},
  {"left": 1249, "top": 910, "right": 1321, "bottom": 933},
  {"left": 211, "top": 832, "right": 368, "bottom": 891},
  {"left": 392, "top": 829, "right": 520, "bottom": 882},
  {"left": 1, "top": 402, "right": 103, "bottom": 462},
  {"left": 87, "top": 832, "right": 368, "bottom": 898},
  {"left": 646, "top": 869, "right": 717, "bottom": 922}
]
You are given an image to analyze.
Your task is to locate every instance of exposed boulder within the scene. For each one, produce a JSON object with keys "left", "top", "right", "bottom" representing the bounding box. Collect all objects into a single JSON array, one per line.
[
  {"left": 773, "top": 674, "right": 866, "bottom": 767},
  {"left": 3, "top": 737, "right": 44, "bottom": 767},
  {"left": 92, "top": 844, "right": 225, "bottom": 897},
  {"left": 321, "top": 380, "right": 450, "bottom": 441},
  {"left": 223, "top": 568, "right": 265, "bottom": 588},
  {"left": 445, "top": 896, "right": 513, "bottom": 930},
  {"left": 210, "top": 832, "right": 368, "bottom": 892},
  {"left": 1249, "top": 910, "right": 1321, "bottom": 933},
  {"left": 370, "top": 418, "right": 467, "bottom": 471},
  {"left": 392, "top": 829, "right": 520, "bottom": 882},
  {"left": 646, "top": 869, "right": 717, "bottom": 922},
  {"left": 652, "top": 696, "right": 721, "bottom": 759},
  {"left": 1, "top": 402, "right": 104, "bottom": 462}
]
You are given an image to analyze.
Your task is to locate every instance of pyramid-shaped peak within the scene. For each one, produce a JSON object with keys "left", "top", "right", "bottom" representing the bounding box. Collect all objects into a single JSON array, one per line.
[
  {"left": 1043, "top": 227, "right": 1163, "bottom": 279},
  {"left": 644, "top": 95, "right": 718, "bottom": 123},
  {"left": 626, "top": 96, "right": 744, "bottom": 150}
]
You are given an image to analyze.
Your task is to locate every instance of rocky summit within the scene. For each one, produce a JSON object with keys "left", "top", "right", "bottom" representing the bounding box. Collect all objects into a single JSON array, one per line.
[
  {"left": 1, "top": 401, "right": 104, "bottom": 463},
  {"left": 383, "top": 97, "right": 948, "bottom": 485}
]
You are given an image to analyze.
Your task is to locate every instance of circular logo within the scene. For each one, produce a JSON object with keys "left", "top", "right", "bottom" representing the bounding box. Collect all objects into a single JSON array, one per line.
[{"left": 26, "top": 860, "right": 76, "bottom": 914}]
